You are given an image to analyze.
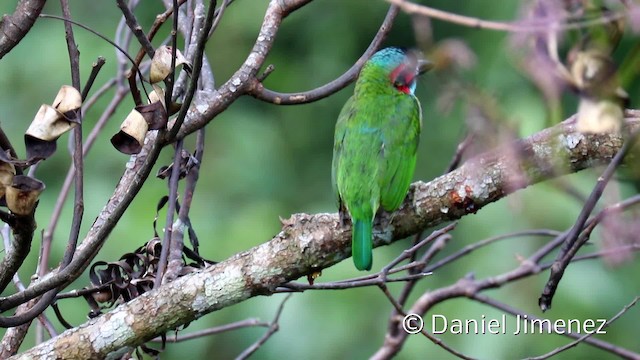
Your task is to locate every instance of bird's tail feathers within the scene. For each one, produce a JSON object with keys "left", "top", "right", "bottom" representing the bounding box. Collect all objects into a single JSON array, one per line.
[{"left": 352, "top": 218, "right": 373, "bottom": 271}]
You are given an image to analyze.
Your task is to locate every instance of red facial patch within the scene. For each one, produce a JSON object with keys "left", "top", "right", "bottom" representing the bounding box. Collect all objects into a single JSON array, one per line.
[
  {"left": 389, "top": 63, "right": 415, "bottom": 94},
  {"left": 396, "top": 85, "right": 411, "bottom": 94},
  {"left": 389, "top": 64, "right": 404, "bottom": 84}
]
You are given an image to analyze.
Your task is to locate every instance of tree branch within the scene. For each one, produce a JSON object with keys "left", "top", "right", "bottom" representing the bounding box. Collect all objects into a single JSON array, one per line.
[
  {"left": 247, "top": 4, "right": 398, "bottom": 105},
  {"left": 0, "top": 0, "right": 46, "bottom": 59},
  {"left": 12, "top": 113, "right": 640, "bottom": 359}
]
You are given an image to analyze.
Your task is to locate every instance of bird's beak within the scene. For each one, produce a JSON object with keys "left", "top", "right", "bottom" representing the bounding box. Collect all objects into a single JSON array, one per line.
[{"left": 418, "top": 59, "right": 434, "bottom": 75}]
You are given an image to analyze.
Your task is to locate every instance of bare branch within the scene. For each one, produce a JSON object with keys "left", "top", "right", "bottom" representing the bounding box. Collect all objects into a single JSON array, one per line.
[
  {"left": 387, "top": 0, "right": 626, "bottom": 32},
  {"left": 153, "top": 318, "right": 269, "bottom": 343},
  {"left": 539, "top": 129, "right": 640, "bottom": 311},
  {"left": 235, "top": 294, "right": 291, "bottom": 360},
  {"left": 247, "top": 5, "right": 399, "bottom": 105},
  {"left": 0, "top": 0, "right": 46, "bottom": 59}
]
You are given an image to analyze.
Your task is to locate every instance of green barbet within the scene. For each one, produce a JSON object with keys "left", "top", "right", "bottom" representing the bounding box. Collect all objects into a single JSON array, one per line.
[{"left": 332, "top": 47, "right": 430, "bottom": 271}]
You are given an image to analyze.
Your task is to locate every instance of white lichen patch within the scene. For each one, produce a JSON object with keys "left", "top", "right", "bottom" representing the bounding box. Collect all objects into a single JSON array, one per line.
[
  {"left": 196, "top": 103, "right": 208, "bottom": 114},
  {"left": 192, "top": 264, "right": 244, "bottom": 313},
  {"left": 246, "top": 52, "right": 259, "bottom": 67},
  {"left": 440, "top": 206, "right": 449, "bottom": 214},
  {"left": 456, "top": 184, "right": 469, "bottom": 198},
  {"left": 531, "top": 141, "right": 552, "bottom": 159},
  {"left": 89, "top": 311, "right": 134, "bottom": 352},
  {"left": 297, "top": 231, "right": 314, "bottom": 250},
  {"left": 561, "top": 132, "right": 583, "bottom": 150}
]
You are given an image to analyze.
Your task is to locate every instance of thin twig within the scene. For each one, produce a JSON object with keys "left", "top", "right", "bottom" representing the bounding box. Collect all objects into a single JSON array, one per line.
[
  {"left": 445, "top": 133, "right": 474, "bottom": 173},
  {"left": 375, "top": 282, "right": 476, "bottom": 360},
  {"left": 39, "top": 14, "right": 146, "bottom": 90},
  {"left": 526, "top": 296, "right": 640, "bottom": 360},
  {"left": 80, "top": 56, "right": 107, "bottom": 101},
  {"left": 469, "top": 294, "right": 640, "bottom": 360},
  {"left": 116, "top": 0, "right": 155, "bottom": 59},
  {"left": 166, "top": 0, "right": 217, "bottom": 140},
  {"left": 539, "top": 130, "right": 640, "bottom": 311},
  {"left": 155, "top": 140, "right": 184, "bottom": 287},
  {"left": 387, "top": 0, "right": 626, "bottom": 32},
  {"left": 248, "top": 4, "right": 399, "bottom": 105},
  {"left": 235, "top": 294, "right": 292, "bottom": 360},
  {"left": 380, "top": 223, "right": 457, "bottom": 280},
  {"left": 152, "top": 318, "right": 269, "bottom": 343}
]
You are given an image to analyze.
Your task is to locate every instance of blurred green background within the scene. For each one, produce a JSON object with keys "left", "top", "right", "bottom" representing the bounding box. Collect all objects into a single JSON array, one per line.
[{"left": 0, "top": 0, "right": 638, "bottom": 359}]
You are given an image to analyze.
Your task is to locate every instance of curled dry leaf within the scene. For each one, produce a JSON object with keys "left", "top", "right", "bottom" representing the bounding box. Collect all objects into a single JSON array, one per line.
[
  {"left": 110, "top": 109, "right": 149, "bottom": 155},
  {"left": 5, "top": 175, "right": 45, "bottom": 215},
  {"left": 83, "top": 236, "right": 213, "bottom": 315},
  {"left": 149, "top": 45, "right": 192, "bottom": 84},
  {"left": 156, "top": 149, "right": 198, "bottom": 180},
  {"left": 25, "top": 85, "right": 82, "bottom": 160}
]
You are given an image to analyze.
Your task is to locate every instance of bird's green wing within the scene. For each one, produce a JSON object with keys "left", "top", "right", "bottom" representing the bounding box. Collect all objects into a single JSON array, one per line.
[
  {"left": 331, "top": 96, "right": 356, "bottom": 209},
  {"left": 379, "top": 95, "right": 422, "bottom": 211}
]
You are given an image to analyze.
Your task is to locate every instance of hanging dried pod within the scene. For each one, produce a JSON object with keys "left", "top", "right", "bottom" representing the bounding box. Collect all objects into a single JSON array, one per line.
[
  {"left": 569, "top": 50, "right": 626, "bottom": 134},
  {"left": 149, "top": 84, "right": 182, "bottom": 116},
  {"left": 148, "top": 85, "right": 166, "bottom": 109},
  {"left": 136, "top": 102, "right": 167, "bottom": 130},
  {"left": 52, "top": 85, "right": 82, "bottom": 120},
  {"left": 5, "top": 175, "right": 45, "bottom": 216},
  {"left": 25, "top": 85, "right": 82, "bottom": 160},
  {"left": 149, "top": 45, "right": 192, "bottom": 84},
  {"left": 0, "top": 161, "right": 15, "bottom": 198},
  {"left": 110, "top": 109, "right": 149, "bottom": 154},
  {"left": 575, "top": 97, "right": 624, "bottom": 134},
  {"left": 567, "top": 8, "right": 626, "bottom": 135},
  {"left": 136, "top": 85, "right": 168, "bottom": 130}
]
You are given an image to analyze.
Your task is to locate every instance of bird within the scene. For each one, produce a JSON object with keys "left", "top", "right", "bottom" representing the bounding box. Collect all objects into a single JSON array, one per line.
[{"left": 332, "top": 47, "right": 431, "bottom": 271}]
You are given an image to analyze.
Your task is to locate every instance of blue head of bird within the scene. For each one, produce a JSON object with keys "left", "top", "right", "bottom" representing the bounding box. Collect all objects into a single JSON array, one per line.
[{"left": 363, "top": 47, "right": 432, "bottom": 95}]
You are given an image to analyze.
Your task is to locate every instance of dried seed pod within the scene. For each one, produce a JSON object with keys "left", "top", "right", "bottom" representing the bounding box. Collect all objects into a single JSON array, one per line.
[
  {"left": 137, "top": 85, "right": 168, "bottom": 130},
  {"left": 136, "top": 102, "right": 167, "bottom": 130},
  {"left": 110, "top": 109, "right": 149, "bottom": 154},
  {"left": 148, "top": 85, "right": 166, "bottom": 109},
  {"left": 576, "top": 97, "right": 624, "bottom": 134},
  {"left": 149, "top": 45, "right": 192, "bottom": 84},
  {"left": 0, "top": 161, "right": 15, "bottom": 198},
  {"left": 25, "top": 105, "right": 75, "bottom": 159},
  {"left": 26, "top": 105, "right": 76, "bottom": 141},
  {"left": 52, "top": 85, "right": 82, "bottom": 120},
  {"left": 569, "top": 50, "right": 625, "bottom": 134},
  {"left": 6, "top": 175, "right": 45, "bottom": 215},
  {"left": 24, "top": 85, "right": 82, "bottom": 160}
]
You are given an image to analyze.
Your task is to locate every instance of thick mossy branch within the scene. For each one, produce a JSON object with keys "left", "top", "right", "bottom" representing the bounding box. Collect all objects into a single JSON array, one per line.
[{"left": 13, "top": 114, "right": 639, "bottom": 359}]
